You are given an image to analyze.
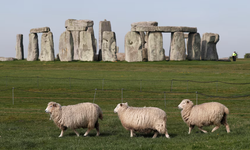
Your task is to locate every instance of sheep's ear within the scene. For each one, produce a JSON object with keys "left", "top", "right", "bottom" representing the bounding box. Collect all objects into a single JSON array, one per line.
[
  {"left": 120, "top": 103, "right": 123, "bottom": 107},
  {"left": 125, "top": 102, "right": 128, "bottom": 105},
  {"left": 53, "top": 103, "right": 57, "bottom": 107}
]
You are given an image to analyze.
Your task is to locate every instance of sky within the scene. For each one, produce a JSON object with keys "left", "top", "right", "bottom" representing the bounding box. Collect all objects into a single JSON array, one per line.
[{"left": 0, "top": 0, "right": 249, "bottom": 58}]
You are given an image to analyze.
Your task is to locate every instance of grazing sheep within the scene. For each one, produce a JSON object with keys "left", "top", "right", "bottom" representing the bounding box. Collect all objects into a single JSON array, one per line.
[
  {"left": 45, "top": 102, "right": 103, "bottom": 137},
  {"left": 114, "top": 102, "right": 170, "bottom": 138},
  {"left": 178, "top": 99, "right": 230, "bottom": 134}
]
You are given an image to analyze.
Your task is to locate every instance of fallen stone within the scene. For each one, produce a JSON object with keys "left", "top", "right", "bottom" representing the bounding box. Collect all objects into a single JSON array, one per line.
[
  {"left": 102, "top": 31, "right": 117, "bottom": 61},
  {"left": 40, "top": 32, "right": 55, "bottom": 61},
  {"left": 30, "top": 27, "right": 50, "bottom": 33},
  {"left": 131, "top": 21, "right": 158, "bottom": 27},
  {"left": 148, "top": 32, "right": 164, "bottom": 61},
  {"left": 15, "top": 34, "right": 24, "bottom": 60},
  {"left": 187, "top": 33, "right": 201, "bottom": 60},
  {"left": 27, "top": 33, "right": 39, "bottom": 61},
  {"left": 131, "top": 26, "right": 197, "bottom": 33},
  {"left": 59, "top": 31, "right": 74, "bottom": 61},
  {"left": 0, "top": 57, "right": 15, "bottom": 61},
  {"left": 169, "top": 32, "right": 186, "bottom": 61},
  {"left": 116, "top": 53, "right": 125, "bottom": 61},
  {"left": 79, "top": 31, "right": 95, "bottom": 61},
  {"left": 99, "top": 19, "right": 112, "bottom": 52},
  {"left": 201, "top": 33, "right": 219, "bottom": 60},
  {"left": 125, "top": 31, "right": 143, "bottom": 62}
]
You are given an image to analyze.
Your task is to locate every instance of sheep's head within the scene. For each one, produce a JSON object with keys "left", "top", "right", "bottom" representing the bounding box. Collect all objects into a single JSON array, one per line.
[
  {"left": 114, "top": 102, "right": 129, "bottom": 113},
  {"left": 178, "top": 99, "right": 194, "bottom": 110},
  {"left": 45, "top": 102, "right": 61, "bottom": 114}
]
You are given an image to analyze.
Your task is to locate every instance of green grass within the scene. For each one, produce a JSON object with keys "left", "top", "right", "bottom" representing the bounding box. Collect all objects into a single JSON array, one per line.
[{"left": 0, "top": 59, "right": 250, "bottom": 150}]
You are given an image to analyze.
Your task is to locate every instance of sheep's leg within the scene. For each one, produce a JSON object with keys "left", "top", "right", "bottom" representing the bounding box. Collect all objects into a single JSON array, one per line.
[
  {"left": 95, "top": 121, "right": 100, "bottom": 136},
  {"left": 221, "top": 115, "right": 230, "bottom": 133},
  {"left": 211, "top": 126, "right": 220, "bottom": 132},
  {"left": 130, "top": 130, "right": 134, "bottom": 137},
  {"left": 165, "top": 131, "right": 170, "bottom": 138},
  {"left": 188, "top": 125, "right": 194, "bottom": 134},
  {"left": 84, "top": 129, "right": 91, "bottom": 137},
  {"left": 198, "top": 127, "right": 207, "bottom": 133},
  {"left": 152, "top": 131, "right": 158, "bottom": 138},
  {"left": 59, "top": 130, "right": 64, "bottom": 137},
  {"left": 73, "top": 129, "right": 80, "bottom": 137}
]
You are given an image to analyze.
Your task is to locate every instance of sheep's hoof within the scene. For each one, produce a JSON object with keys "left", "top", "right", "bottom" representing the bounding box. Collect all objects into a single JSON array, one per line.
[{"left": 165, "top": 134, "right": 170, "bottom": 138}]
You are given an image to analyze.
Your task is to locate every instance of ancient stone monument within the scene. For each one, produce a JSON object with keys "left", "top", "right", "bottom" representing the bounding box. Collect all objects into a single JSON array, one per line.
[
  {"left": 148, "top": 32, "right": 164, "bottom": 61},
  {"left": 99, "top": 19, "right": 112, "bottom": 54},
  {"left": 201, "top": 33, "right": 219, "bottom": 61},
  {"left": 15, "top": 34, "right": 24, "bottom": 60},
  {"left": 169, "top": 32, "right": 186, "bottom": 61},
  {"left": 102, "top": 31, "right": 117, "bottom": 61},
  {"left": 125, "top": 31, "right": 143, "bottom": 62},
  {"left": 27, "top": 27, "right": 55, "bottom": 61},
  {"left": 187, "top": 33, "right": 201, "bottom": 60},
  {"left": 60, "top": 19, "right": 96, "bottom": 61}
]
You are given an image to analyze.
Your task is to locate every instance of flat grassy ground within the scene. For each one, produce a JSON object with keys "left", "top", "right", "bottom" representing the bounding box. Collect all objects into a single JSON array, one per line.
[{"left": 0, "top": 59, "right": 250, "bottom": 150}]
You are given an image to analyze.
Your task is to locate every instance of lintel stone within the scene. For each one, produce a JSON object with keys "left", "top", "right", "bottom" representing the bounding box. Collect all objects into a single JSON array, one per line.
[
  {"left": 131, "top": 26, "right": 197, "bottom": 33},
  {"left": 30, "top": 27, "right": 50, "bottom": 33}
]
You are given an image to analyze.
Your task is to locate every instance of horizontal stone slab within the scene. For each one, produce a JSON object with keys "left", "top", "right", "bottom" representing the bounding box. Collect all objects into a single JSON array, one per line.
[
  {"left": 131, "top": 21, "right": 158, "bottom": 27},
  {"left": 131, "top": 26, "right": 197, "bottom": 33},
  {"left": 0, "top": 57, "right": 15, "bottom": 61},
  {"left": 30, "top": 27, "right": 50, "bottom": 33},
  {"left": 65, "top": 19, "right": 93, "bottom": 31}
]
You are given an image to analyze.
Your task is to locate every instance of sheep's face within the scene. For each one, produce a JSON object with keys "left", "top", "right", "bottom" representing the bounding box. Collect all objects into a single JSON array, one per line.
[
  {"left": 178, "top": 99, "right": 193, "bottom": 110},
  {"left": 45, "top": 102, "right": 61, "bottom": 114},
  {"left": 114, "top": 102, "right": 128, "bottom": 113}
]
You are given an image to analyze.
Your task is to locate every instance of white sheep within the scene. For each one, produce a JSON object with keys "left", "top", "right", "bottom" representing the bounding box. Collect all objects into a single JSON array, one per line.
[
  {"left": 178, "top": 99, "right": 230, "bottom": 134},
  {"left": 114, "top": 102, "right": 170, "bottom": 138},
  {"left": 45, "top": 102, "right": 103, "bottom": 137}
]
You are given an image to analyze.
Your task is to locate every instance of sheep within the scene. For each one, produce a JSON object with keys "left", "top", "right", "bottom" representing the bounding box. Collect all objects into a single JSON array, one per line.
[
  {"left": 45, "top": 102, "right": 103, "bottom": 137},
  {"left": 178, "top": 99, "right": 230, "bottom": 134},
  {"left": 114, "top": 102, "right": 170, "bottom": 138}
]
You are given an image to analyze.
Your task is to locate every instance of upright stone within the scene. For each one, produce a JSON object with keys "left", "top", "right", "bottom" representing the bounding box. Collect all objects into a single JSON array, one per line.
[
  {"left": 40, "top": 32, "right": 55, "bottom": 61},
  {"left": 201, "top": 33, "right": 219, "bottom": 60},
  {"left": 102, "top": 31, "right": 117, "bottom": 61},
  {"left": 27, "top": 33, "right": 39, "bottom": 61},
  {"left": 79, "top": 31, "right": 95, "bottom": 61},
  {"left": 125, "top": 31, "right": 143, "bottom": 62},
  {"left": 99, "top": 19, "right": 112, "bottom": 52},
  {"left": 71, "top": 31, "right": 80, "bottom": 60},
  {"left": 148, "top": 32, "right": 164, "bottom": 61},
  {"left": 59, "top": 31, "right": 74, "bottom": 61},
  {"left": 187, "top": 33, "right": 201, "bottom": 60},
  {"left": 169, "top": 32, "right": 186, "bottom": 61},
  {"left": 15, "top": 34, "right": 24, "bottom": 60}
]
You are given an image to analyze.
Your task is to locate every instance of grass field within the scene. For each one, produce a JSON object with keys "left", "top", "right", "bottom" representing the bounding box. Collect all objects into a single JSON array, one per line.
[{"left": 0, "top": 59, "right": 250, "bottom": 150}]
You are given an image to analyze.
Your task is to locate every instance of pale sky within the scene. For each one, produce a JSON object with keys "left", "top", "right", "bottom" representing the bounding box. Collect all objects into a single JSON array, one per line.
[{"left": 1, "top": 0, "right": 249, "bottom": 58}]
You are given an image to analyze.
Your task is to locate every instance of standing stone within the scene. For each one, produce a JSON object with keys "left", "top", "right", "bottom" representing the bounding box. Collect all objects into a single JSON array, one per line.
[
  {"left": 201, "top": 33, "right": 219, "bottom": 60},
  {"left": 87, "top": 27, "right": 97, "bottom": 54},
  {"left": 187, "top": 33, "right": 201, "bottom": 60},
  {"left": 99, "top": 19, "right": 112, "bottom": 52},
  {"left": 125, "top": 31, "right": 143, "bottom": 62},
  {"left": 27, "top": 33, "right": 39, "bottom": 61},
  {"left": 72, "top": 31, "right": 80, "bottom": 60},
  {"left": 59, "top": 31, "right": 74, "bottom": 61},
  {"left": 102, "top": 31, "right": 117, "bottom": 61},
  {"left": 40, "top": 32, "right": 55, "bottom": 61},
  {"left": 148, "top": 32, "right": 164, "bottom": 61},
  {"left": 142, "top": 48, "right": 148, "bottom": 62},
  {"left": 79, "top": 31, "right": 95, "bottom": 61},
  {"left": 15, "top": 34, "right": 24, "bottom": 60},
  {"left": 169, "top": 32, "right": 186, "bottom": 61}
]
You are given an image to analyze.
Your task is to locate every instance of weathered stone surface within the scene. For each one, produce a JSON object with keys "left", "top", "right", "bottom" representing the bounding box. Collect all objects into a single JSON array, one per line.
[
  {"left": 187, "top": 33, "right": 201, "bottom": 60},
  {"left": 125, "top": 31, "right": 143, "bottom": 62},
  {"left": 142, "top": 48, "right": 148, "bottom": 62},
  {"left": 184, "top": 33, "right": 189, "bottom": 39},
  {"left": 169, "top": 32, "right": 186, "bottom": 61},
  {"left": 40, "top": 32, "right": 55, "bottom": 61},
  {"left": 102, "top": 31, "right": 117, "bottom": 61},
  {"left": 131, "top": 26, "right": 197, "bottom": 33},
  {"left": 30, "top": 27, "right": 50, "bottom": 33},
  {"left": 99, "top": 19, "right": 112, "bottom": 52},
  {"left": 87, "top": 27, "right": 96, "bottom": 54},
  {"left": 65, "top": 19, "right": 93, "bottom": 31},
  {"left": 201, "top": 33, "right": 219, "bottom": 60},
  {"left": 71, "top": 31, "right": 80, "bottom": 60},
  {"left": 79, "top": 31, "right": 95, "bottom": 61},
  {"left": 147, "top": 32, "right": 164, "bottom": 61},
  {"left": 0, "top": 57, "right": 15, "bottom": 61},
  {"left": 116, "top": 53, "right": 125, "bottom": 61},
  {"left": 15, "top": 34, "right": 24, "bottom": 60},
  {"left": 59, "top": 31, "right": 74, "bottom": 61},
  {"left": 131, "top": 21, "right": 158, "bottom": 27},
  {"left": 27, "top": 33, "right": 39, "bottom": 61}
]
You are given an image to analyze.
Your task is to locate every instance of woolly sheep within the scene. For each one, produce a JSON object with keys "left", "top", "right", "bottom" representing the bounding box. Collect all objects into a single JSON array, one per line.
[
  {"left": 45, "top": 102, "right": 103, "bottom": 137},
  {"left": 178, "top": 99, "right": 230, "bottom": 134},
  {"left": 114, "top": 102, "right": 170, "bottom": 138}
]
